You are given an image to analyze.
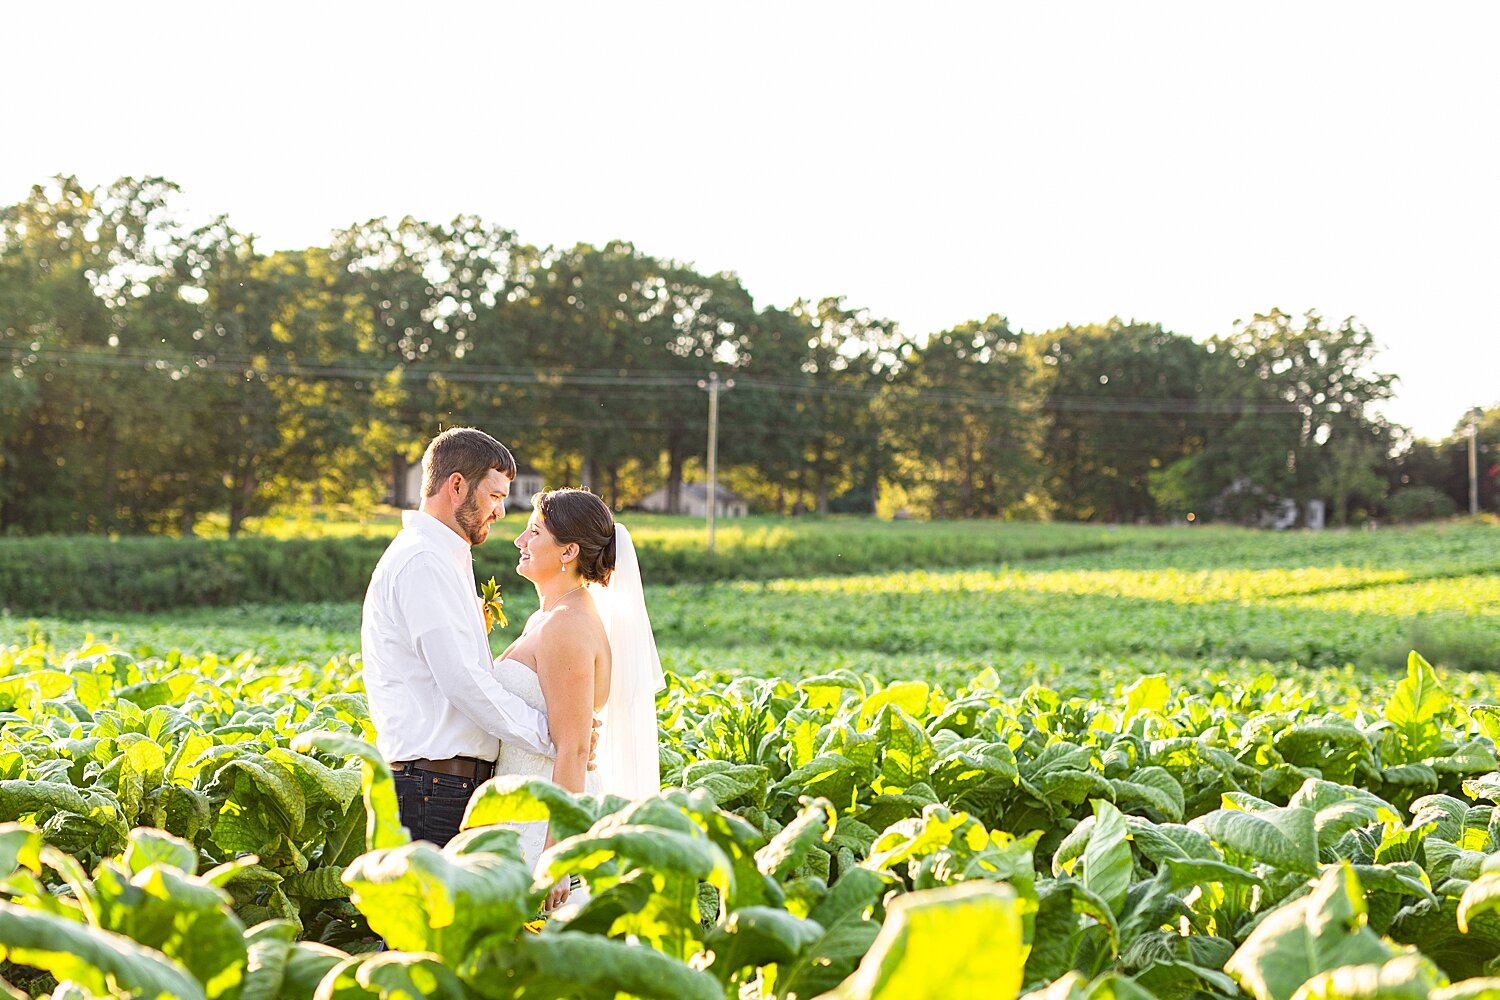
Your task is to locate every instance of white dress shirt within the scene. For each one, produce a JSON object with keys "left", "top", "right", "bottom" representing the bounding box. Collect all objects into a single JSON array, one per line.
[{"left": 361, "top": 509, "right": 554, "bottom": 763}]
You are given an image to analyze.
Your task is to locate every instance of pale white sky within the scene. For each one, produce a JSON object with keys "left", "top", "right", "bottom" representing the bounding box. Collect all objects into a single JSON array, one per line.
[{"left": 4, "top": 2, "right": 1496, "bottom": 440}]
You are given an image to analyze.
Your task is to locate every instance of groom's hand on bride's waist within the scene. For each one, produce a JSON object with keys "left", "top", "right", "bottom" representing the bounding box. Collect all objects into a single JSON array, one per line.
[{"left": 588, "top": 716, "right": 601, "bottom": 771}]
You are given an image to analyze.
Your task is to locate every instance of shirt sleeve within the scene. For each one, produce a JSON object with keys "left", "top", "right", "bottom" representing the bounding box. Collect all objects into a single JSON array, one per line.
[{"left": 397, "top": 552, "right": 556, "bottom": 758}]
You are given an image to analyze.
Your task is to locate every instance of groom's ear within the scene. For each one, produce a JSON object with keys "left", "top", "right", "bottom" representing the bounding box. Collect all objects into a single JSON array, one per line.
[{"left": 445, "top": 472, "right": 467, "bottom": 501}]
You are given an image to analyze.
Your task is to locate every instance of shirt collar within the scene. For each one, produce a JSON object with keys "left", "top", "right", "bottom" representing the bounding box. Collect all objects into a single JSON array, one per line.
[{"left": 403, "top": 509, "right": 472, "bottom": 562}]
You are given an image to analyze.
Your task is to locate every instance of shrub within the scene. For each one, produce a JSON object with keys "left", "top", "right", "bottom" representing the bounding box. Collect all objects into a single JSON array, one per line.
[
  {"left": 0, "top": 520, "right": 1141, "bottom": 614},
  {"left": 1385, "top": 486, "right": 1457, "bottom": 524},
  {"left": 0, "top": 536, "right": 390, "bottom": 614}
]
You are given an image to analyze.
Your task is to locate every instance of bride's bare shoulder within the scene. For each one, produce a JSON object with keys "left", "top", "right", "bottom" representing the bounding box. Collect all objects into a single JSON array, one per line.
[{"left": 534, "top": 603, "right": 608, "bottom": 662}]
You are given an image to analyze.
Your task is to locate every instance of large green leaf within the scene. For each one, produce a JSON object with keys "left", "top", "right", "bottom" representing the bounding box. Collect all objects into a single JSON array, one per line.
[
  {"left": 704, "top": 905, "right": 827, "bottom": 977},
  {"left": 291, "top": 731, "right": 406, "bottom": 852},
  {"left": 1458, "top": 872, "right": 1500, "bottom": 933},
  {"left": 1193, "top": 802, "right": 1320, "bottom": 874},
  {"left": 0, "top": 779, "right": 92, "bottom": 820},
  {"left": 871, "top": 705, "right": 936, "bottom": 794},
  {"left": 1163, "top": 857, "right": 1265, "bottom": 893},
  {"left": 1390, "top": 895, "right": 1500, "bottom": 981},
  {"left": 313, "top": 951, "right": 468, "bottom": 1000},
  {"left": 1122, "top": 674, "right": 1171, "bottom": 719},
  {"left": 1434, "top": 979, "right": 1500, "bottom": 1000},
  {"left": 1225, "top": 866, "right": 1397, "bottom": 1000},
  {"left": 1108, "top": 766, "right": 1185, "bottom": 823},
  {"left": 1288, "top": 779, "right": 1401, "bottom": 854},
  {"left": 341, "top": 841, "right": 537, "bottom": 964},
  {"left": 777, "top": 918, "right": 884, "bottom": 1000},
  {"left": 1080, "top": 801, "right": 1132, "bottom": 918},
  {"left": 1347, "top": 863, "right": 1435, "bottom": 907},
  {"left": 1122, "top": 816, "right": 1217, "bottom": 866},
  {"left": 1022, "top": 883, "right": 1085, "bottom": 988},
  {"left": 1431, "top": 740, "right": 1498, "bottom": 777},
  {"left": 817, "top": 881, "right": 1030, "bottom": 1000},
  {"left": 683, "top": 760, "right": 770, "bottom": 809},
  {"left": 460, "top": 774, "right": 602, "bottom": 840},
  {"left": 1274, "top": 718, "right": 1375, "bottom": 784},
  {"left": 757, "top": 797, "right": 834, "bottom": 880},
  {"left": 123, "top": 827, "right": 198, "bottom": 876},
  {"left": 1289, "top": 952, "right": 1445, "bottom": 1000},
  {"left": 241, "top": 920, "right": 298, "bottom": 1000},
  {"left": 927, "top": 736, "right": 1019, "bottom": 803},
  {"left": 464, "top": 932, "right": 724, "bottom": 1000},
  {"left": 92, "top": 861, "right": 248, "bottom": 1000},
  {"left": 1383, "top": 652, "right": 1449, "bottom": 766},
  {"left": 0, "top": 823, "right": 43, "bottom": 877},
  {"left": 856, "top": 681, "right": 929, "bottom": 729},
  {"left": 266, "top": 747, "right": 362, "bottom": 828},
  {"left": 280, "top": 941, "right": 348, "bottom": 1000},
  {"left": 774, "top": 753, "right": 873, "bottom": 813},
  {"left": 775, "top": 868, "right": 891, "bottom": 998},
  {"left": 202, "top": 751, "right": 308, "bottom": 855},
  {"left": 1410, "top": 795, "right": 1491, "bottom": 848},
  {"left": 542, "top": 822, "right": 735, "bottom": 897},
  {"left": 1022, "top": 971, "right": 1159, "bottom": 1000},
  {"left": 0, "top": 899, "right": 206, "bottom": 1000}
]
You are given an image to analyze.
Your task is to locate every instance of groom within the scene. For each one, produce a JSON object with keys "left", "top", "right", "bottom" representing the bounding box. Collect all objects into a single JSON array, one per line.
[{"left": 362, "top": 426, "right": 563, "bottom": 846}]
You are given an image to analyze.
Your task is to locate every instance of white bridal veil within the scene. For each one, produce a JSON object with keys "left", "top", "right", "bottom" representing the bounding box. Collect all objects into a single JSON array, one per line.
[{"left": 595, "top": 524, "right": 665, "bottom": 799}]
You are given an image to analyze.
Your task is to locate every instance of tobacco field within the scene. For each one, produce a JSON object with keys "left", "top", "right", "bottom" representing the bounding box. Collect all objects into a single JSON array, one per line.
[{"left": 0, "top": 520, "right": 1497, "bottom": 998}]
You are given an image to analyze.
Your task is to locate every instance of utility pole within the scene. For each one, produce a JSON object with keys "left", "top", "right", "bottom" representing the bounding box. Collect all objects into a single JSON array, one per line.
[
  {"left": 696, "top": 372, "right": 734, "bottom": 555},
  {"left": 1470, "top": 407, "right": 1483, "bottom": 517}
]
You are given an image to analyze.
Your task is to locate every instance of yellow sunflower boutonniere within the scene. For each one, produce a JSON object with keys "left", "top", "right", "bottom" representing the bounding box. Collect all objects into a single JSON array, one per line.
[{"left": 481, "top": 576, "right": 508, "bottom": 632}]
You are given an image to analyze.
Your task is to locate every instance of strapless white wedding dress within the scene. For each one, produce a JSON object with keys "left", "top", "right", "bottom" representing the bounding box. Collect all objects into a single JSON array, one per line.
[{"left": 492, "top": 658, "right": 602, "bottom": 877}]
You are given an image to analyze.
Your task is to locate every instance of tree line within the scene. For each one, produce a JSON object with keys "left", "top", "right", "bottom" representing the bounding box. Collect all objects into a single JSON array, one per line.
[{"left": 1, "top": 176, "right": 1493, "bottom": 535}]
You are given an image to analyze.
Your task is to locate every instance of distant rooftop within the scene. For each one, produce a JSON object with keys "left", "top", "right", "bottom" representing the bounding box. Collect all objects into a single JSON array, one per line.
[{"left": 652, "top": 482, "right": 744, "bottom": 501}]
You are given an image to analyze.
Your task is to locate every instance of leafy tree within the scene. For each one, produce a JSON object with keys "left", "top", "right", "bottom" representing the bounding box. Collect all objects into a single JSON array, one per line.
[
  {"left": 0, "top": 176, "right": 189, "bottom": 532},
  {"left": 647, "top": 263, "right": 757, "bottom": 512},
  {"left": 327, "top": 216, "right": 524, "bottom": 504},
  {"left": 718, "top": 305, "right": 818, "bottom": 514},
  {"left": 784, "top": 297, "right": 902, "bottom": 514},
  {"left": 886, "top": 315, "right": 1044, "bottom": 518},
  {"left": 1038, "top": 320, "right": 1210, "bottom": 522},
  {"left": 1317, "top": 422, "right": 1390, "bottom": 526},
  {"left": 1192, "top": 310, "right": 1396, "bottom": 524}
]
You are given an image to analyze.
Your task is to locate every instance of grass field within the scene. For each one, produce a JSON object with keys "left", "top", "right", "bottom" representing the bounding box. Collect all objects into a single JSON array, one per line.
[{"left": 4, "top": 519, "right": 1494, "bottom": 701}]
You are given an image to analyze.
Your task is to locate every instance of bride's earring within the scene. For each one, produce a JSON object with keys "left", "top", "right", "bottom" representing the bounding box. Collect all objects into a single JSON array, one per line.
[{"left": 561, "top": 559, "right": 568, "bottom": 573}]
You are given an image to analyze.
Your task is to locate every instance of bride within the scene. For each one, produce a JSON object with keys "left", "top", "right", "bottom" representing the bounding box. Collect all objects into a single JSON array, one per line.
[{"left": 490, "top": 487, "right": 664, "bottom": 911}]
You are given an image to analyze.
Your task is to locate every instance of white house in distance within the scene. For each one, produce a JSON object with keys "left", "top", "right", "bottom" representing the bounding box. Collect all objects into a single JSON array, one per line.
[
  {"left": 638, "top": 482, "right": 748, "bottom": 518},
  {"left": 396, "top": 463, "right": 545, "bottom": 510}
]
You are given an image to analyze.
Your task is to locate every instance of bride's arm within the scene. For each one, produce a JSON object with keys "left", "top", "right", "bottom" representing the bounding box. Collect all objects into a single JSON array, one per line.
[
  {"left": 535, "top": 627, "right": 596, "bottom": 803},
  {"left": 536, "top": 626, "right": 595, "bottom": 910}
]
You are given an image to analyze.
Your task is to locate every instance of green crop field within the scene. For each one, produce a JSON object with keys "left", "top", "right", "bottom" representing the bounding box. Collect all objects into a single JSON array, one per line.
[{"left": 0, "top": 520, "right": 1497, "bottom": 998}]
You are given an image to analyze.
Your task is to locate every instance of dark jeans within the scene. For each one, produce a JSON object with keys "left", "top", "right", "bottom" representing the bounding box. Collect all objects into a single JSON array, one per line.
[{"left": 393, "top": 766, "right": 481, "bottom": 847}]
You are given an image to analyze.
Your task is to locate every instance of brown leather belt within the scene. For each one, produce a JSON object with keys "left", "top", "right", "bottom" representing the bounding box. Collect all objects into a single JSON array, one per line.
[{"left": 390, "top": 756, "right": 497, "bottom": 781}]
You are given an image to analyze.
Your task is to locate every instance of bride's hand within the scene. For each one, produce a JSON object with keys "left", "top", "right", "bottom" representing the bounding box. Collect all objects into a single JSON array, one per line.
[
  {"left": 587, "top": 716, "right": 601, "bottom": 771},
  {"left": 542, "top": 831, "right": 571, "bottom": 911}
]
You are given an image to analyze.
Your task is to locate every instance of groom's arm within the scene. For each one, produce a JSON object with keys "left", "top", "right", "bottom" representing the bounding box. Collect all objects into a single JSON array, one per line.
[{"left": 399, "top": 553, "right": 557, "bottom": 758}]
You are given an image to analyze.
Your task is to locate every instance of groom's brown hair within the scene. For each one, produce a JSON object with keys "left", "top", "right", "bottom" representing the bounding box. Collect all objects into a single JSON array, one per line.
[{"left": 421, "top": 427, "right": 517, "bottom": 498}]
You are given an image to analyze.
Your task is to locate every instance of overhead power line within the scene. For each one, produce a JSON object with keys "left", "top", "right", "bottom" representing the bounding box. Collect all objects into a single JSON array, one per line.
[{"left": 6, "top": 346, "right": 1326, "bottom": 418}]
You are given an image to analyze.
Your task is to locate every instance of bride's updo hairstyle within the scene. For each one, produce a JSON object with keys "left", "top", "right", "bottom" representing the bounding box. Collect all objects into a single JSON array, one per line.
[{"left": 534, "top": 487, "right": 617, "bottom": 586}]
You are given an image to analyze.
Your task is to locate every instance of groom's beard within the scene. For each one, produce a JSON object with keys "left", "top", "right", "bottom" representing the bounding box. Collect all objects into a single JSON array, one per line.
[{"left": 455, "top": 490, "right": 488, "bottom": 546}]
